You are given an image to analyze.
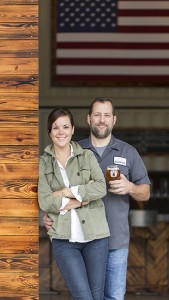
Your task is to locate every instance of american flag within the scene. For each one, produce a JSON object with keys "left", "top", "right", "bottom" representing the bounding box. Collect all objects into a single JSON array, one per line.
[{"left": 52, "top": 0, "right": 169, "bottom": 86}]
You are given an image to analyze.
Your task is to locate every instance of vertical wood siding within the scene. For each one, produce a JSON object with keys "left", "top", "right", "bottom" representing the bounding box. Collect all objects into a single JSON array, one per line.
[{"left": 0, "top": 0, "right": 39, "bottom": 299}]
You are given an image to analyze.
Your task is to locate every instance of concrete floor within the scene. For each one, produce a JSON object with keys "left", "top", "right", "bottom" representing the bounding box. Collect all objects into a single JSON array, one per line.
[{"left": 40, "top": 291, "right": 169, "bottom": 300}]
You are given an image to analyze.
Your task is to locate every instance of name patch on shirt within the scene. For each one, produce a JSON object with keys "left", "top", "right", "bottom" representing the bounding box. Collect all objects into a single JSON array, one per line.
[{"left": 114, "top": 157, "right": 126, "bottom": 166}]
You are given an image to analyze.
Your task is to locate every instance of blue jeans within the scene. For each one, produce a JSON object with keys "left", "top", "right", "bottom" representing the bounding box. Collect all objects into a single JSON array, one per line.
[
  {"left": 104, "top": 248, "right": 129, "bottom": 300},
  {"left": 52, "top": 238, "right": 109, "bottom": 300}
]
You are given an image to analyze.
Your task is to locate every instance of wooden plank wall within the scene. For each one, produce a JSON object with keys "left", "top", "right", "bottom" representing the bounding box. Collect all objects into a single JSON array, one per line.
[
  {"left": 0, "top": 0, "right": 39, "bottom": 299},
  {"left": 127, "top": 223, "right": 169, "bottom": 293}
]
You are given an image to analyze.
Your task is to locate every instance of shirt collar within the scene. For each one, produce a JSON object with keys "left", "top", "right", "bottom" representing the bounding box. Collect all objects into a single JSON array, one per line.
[{"left": 82, "top": 135, "right": 119, "bottom": 151}]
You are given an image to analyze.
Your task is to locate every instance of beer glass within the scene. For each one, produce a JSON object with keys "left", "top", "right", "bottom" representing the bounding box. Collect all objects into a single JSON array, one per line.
[{"left": 106, "top": 165, "right": 120, "bottom": 181}]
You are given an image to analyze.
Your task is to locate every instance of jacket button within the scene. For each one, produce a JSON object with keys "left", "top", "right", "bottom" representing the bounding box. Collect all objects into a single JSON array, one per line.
[
  {"left": 81, "top": 220, "right": 85, "bottom": 224},
  {"left": 77, "top": 172, "right": 80, "bottom": 176}
]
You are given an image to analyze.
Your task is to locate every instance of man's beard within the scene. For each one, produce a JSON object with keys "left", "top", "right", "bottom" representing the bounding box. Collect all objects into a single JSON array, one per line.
[{"left": 90, "top": 125, "right": 112, "bottom": 139}]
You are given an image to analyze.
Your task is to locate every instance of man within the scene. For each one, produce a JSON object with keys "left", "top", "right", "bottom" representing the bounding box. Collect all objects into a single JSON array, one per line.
[{"left": 43, "top": 97, "right": 150, "bottom": 300}]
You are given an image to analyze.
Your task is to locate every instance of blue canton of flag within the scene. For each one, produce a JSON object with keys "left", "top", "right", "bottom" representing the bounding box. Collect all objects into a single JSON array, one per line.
[{"left": 58, "top": 0, "right": 118, "bottom": 32}]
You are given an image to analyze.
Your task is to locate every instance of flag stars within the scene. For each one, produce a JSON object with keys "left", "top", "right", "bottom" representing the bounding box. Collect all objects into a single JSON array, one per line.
[{"left": 58, "top": 0, "right": 117, "bottom": 32}]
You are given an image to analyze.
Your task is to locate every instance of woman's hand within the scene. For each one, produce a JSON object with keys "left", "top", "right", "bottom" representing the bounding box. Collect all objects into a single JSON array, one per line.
[
  {"left": 82, "top": 201, "right": 90, "bottom": 206},
  {"left": 59, "top": 199, "right": 90, "bottom": 211},
  {"left": 53, "top": 180, "right": 94, "bottom": 198},
  {"left": 53, "top": 187, "right": 74, "bottom": 198}
]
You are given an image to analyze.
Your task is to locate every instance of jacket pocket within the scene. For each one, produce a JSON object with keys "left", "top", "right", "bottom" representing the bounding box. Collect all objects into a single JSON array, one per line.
[
  {"left": 89, "top": 207, "right": 110, "bottom": 236},
  {"left": 79, "top": 167, "right": 91, "bottom": 183},
  {"left": 45, "top": 167, "right": 54, "bottom": 185},
  {"left": 89, "top": 199, "right": 104, "bottom": 209}
]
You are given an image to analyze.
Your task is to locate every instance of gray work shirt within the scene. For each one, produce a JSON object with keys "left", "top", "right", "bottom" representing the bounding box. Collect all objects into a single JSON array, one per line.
[{"left": 78, "top": 135, "right": 151, "bottom": 250}]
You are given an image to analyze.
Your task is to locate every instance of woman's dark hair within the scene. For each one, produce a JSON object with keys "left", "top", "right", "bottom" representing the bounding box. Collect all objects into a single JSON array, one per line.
[
  {"left": 88, "top": 97, "right": 115, "bottom": 115},
  {"left": 47, "top": 107, "right": 74, "bottom": 134}
]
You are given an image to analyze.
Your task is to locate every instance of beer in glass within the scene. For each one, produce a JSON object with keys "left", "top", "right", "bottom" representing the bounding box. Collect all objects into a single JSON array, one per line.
[{"left": 106, "top": 165, "right": 120, "bottom": 181}]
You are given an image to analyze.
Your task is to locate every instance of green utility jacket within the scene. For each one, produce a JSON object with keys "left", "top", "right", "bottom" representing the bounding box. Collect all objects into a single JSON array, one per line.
[{"left": 38, "top": 141, "right": 110, "bottom": 240}]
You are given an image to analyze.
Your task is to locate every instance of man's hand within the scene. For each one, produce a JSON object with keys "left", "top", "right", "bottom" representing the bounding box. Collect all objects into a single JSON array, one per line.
[
  {"left": 108, "top": 174, "right": 150, "bottom": 201},
  {"left": 43, "top": 200, "right": 90, "bottom": 230},
  {"left": 43, "top": 212, "right": 53, "bottom": 230},
  {"left": 108, "top": 174, "right": 131, "bottom": 195}
]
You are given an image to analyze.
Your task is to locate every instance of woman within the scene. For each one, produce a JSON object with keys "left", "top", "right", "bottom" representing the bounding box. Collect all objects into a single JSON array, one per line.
[{"left": 38, "top": 107, "right": 110, "bottom": 300}]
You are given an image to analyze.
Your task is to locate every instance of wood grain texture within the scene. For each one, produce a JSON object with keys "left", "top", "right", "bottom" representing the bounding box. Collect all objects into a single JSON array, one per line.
[
  {"left": 0, "top": 5, "right": 38, "bottom": 22},
  {"left": 127, "top": 222, "right": 169, "bottom": 292},
  {"left": 0, "top": 254, "right": 38, "bottom": 271},
  {"left": 0, "top": 272, "right": 38, "bottom": 293},
  {"left": 0, "top": 93, "right": 38, "bottom": 110},
  {"left": 0, "top": 58, "right": 38, "bottom": 74},
  {"left": 0, "top": 163, "right": 38, "bottom": 179},
  {"left": 1, "top": 0, "right": 38, "bottom": 4},
  {"left": 0, "top": 294, "right": 38, "bottom": 300},
  {"left": 0, "top": 180, "right": 37, "bottom": 198},
  {"left": 0, "top": 199, "right": 38, "bottom": 217},
  {"left": 0, "top": 2, "right": 39, "bottom": 298},
  {"left": 0, "top": 111, "right": 38, "bottom": 126},
  {"left": 0, "top": 217, "right": 38, "bottom": 235},
  {"left": 0, "top": 23, "right": 38, "bottom": 39},
  {"left": 0, "top": 40, "right": 38, "bottom": 57},
  {"left": 0, "top": 127, "right": 38, "bottom": 145},
  {"left": 0, "top": 146, "right": 38, "bottom": 162},
  {"left": 0, "top": 75, "right": 38, "bottom": 91},
  {"left": 0, "top": 236, "right": 38, "bottom": 254}
]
